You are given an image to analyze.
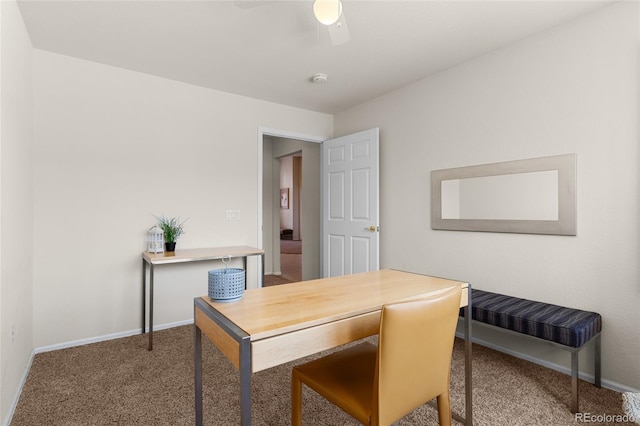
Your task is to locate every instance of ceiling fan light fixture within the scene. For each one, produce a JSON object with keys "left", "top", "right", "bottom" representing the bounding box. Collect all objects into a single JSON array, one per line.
[{"left": 313, "top": 0, "right": 343, "bottom": 26}]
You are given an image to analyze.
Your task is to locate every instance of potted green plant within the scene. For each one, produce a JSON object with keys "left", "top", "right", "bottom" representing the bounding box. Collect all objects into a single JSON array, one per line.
[{"left": 155, "top": 215, "right": 187, "bottom": 252}]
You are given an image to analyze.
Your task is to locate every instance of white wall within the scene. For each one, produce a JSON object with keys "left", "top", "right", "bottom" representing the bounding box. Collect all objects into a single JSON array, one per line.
[
  {"left": 0, "top": 0, "right": 34, "bottom": 422},
  {"left": 335, "top": 2, "right": 639, "bottom": 390},
  {"left": 32, "top": 50, "right": 332, "bottom": 348}
]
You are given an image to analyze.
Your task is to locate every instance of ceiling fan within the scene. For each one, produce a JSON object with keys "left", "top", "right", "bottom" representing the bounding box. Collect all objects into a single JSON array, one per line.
[
  {"left": 234, "top": 0, "right": 350, "bottom": 46},
  {"left": 312, "top": 0, "right": 350, "bottom": 46}
]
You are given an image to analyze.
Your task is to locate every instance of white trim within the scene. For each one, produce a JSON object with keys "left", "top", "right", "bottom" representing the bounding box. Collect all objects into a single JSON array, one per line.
[
  {"left": 3, "top": 350, "right": 36, "bottom": 426},
  {"left": 34, "top": 319, "right": 193, "bottom": 354},
  {"left": 256, "top": 127, "right": 325, "bottom": 286},
  {"left": 6, "top": 319, "right": 635, "bottom": 426},
  {"left": 258, "top": 127, "right": 326, "bottom": 144}
]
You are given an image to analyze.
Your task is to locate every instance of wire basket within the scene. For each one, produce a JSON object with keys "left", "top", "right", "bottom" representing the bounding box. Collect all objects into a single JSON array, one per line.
[{"left": 208, "top": 256, "right": 245, "bottom": 302}]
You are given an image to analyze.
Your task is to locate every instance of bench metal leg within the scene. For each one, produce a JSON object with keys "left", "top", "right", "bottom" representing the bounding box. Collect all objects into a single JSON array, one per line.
[
  {"left": 594, "top": 333, "right": 601, "bottom": 388},
  {"left": 571, "top": 349, "right": 579, "bottom": 413},
  {"left": 572, "top": 333, "right": 601, "bottom": 413}
]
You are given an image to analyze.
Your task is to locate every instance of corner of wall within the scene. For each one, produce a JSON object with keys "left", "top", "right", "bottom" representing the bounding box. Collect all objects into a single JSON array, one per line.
[{"left": 0, "top": 0, "right": 35, "bottom": 424}]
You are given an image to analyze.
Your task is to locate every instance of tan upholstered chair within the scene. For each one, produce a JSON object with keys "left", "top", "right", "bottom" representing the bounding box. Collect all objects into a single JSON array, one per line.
[{"left": 291, "top": 285, "right": 462, "bottom": 426}]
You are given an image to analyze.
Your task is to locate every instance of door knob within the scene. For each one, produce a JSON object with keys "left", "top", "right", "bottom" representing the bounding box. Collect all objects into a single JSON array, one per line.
[{"left": 365, "top": 226, "right": 379, "bottom": 232}]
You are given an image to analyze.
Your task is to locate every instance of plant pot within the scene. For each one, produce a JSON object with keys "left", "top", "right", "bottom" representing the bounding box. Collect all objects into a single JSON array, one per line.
[{"left": 165, "top": 242, "right": 176, "bottom": 252}]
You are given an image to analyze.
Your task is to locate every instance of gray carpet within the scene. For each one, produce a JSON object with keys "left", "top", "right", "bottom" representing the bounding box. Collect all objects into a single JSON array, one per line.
[{"left": 11, "top": 325, "right": 630, "bottom": 425}]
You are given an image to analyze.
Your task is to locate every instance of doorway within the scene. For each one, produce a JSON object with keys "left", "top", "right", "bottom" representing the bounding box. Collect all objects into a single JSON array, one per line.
[
  {"left": 259, "top": 130, "right": 323, "bottom": 287},
  {"left": 278, "top": 153, "right": 302, "bottom": 283},
  {"left": 257, "top": 127, "right": 380, "bottom": 287}
]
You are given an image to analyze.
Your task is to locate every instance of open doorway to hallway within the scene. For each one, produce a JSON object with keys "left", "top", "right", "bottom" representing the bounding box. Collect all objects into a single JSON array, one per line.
[
  {"left": 261, "top": 134, "right": 321, "bottom": 287},
  {"left": 278, "top": 153, "right": 302, "bottom": 283}
]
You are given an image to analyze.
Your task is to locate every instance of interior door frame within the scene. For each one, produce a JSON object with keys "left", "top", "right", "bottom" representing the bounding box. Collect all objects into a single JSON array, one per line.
[{"left": 257, "top": 127, "right": 325, "bottom": 286}]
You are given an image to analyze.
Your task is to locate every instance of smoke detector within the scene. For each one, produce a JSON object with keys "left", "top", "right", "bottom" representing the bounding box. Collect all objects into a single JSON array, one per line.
[{"left": 312, "top": 73, "right": 328, "bottom": 84}]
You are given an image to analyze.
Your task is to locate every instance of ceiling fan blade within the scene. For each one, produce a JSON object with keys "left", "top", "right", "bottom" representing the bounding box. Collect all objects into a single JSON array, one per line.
[{"left": 328, "top": 13, "right": 350, "bottom": 46}]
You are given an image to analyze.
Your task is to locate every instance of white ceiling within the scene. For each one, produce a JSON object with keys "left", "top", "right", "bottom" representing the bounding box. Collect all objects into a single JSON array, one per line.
[{"left": 18, "top": 0, "right": 612, "bottom": 114}]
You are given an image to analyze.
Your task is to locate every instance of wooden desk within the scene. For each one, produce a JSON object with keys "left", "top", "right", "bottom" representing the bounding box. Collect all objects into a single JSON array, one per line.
[
  {"left": 194, "top": 269, "right": 472, "bottom": 425},
  {"left": 142, "top": 246, "right": 264, "bottom": 351}
]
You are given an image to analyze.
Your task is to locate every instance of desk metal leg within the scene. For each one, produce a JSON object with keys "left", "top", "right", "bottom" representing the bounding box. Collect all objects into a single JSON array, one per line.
[
  {"left": 148, "top": 264, "right": 155, "bottom": 351},
  {"left": 239, "top": 335, "right": 252, "bottom": 426},
  {"left": 464, "top": 286, "right": 473, "bottom": 426},
  {"left": 195, "top": 324, "right": 203, "bottom": 426},
  {"left": 194, "top": 298, "right": 253, "bottom": 425},
  {"left": 142, "top": 259, "right": 146, "bottom": 334}
]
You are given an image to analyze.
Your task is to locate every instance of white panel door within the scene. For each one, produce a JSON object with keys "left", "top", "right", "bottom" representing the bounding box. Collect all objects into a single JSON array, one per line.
[{"left": 322, "top": 128, "right": 379, "bottom": 277}]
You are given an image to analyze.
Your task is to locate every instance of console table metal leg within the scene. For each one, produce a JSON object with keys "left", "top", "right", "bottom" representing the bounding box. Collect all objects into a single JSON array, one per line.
[
  {"left": 148, "top": 264, "right": 155, "bottom": 351},
  {"left": 142, "top": 259, "right": 146, "bottom": 334},
  {"left": 261, "top": 253, "right": 265, "bottom": 286},
  {"left": 243, "top": 256, "right": 247, "bottom": 289}
]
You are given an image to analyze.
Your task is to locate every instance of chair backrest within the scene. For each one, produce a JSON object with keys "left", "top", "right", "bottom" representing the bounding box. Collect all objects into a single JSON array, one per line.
[{"left": 371, "top": 285, "right": 462, "bottom": 425}]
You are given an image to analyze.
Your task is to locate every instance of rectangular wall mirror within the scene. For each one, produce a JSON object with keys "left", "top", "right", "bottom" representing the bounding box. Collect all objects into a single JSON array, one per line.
[{"left": 431, "top": 154, "right": 576, "bottom": 235}]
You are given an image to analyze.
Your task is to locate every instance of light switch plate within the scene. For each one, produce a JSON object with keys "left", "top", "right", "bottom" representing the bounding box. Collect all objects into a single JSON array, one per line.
[{"left": 225, "top": 210, "right": 240, "bottom": 221}]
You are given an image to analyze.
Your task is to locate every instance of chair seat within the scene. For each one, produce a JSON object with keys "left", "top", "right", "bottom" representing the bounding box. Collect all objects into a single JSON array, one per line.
[
  {"left": 293, "top": 342, "right": 377, "bottom": 424},
  {"left": 292, "top": 287, "right": 462, "bottom": 426}
]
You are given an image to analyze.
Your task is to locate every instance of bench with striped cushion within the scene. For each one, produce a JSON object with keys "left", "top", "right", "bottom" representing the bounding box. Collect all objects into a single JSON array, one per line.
[{"left": 464, "top": 288, "right": 602, "bottom": 413}]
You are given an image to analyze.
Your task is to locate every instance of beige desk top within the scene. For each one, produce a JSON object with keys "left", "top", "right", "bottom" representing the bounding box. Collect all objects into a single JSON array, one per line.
[{"left": 200, "top": 269, "right": 468, "bottom": 342}]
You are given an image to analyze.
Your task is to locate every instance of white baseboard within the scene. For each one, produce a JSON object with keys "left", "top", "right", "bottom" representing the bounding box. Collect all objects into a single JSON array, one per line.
[
  {"left": 34, "top": 319, "right": 194, "bottom": 354},
  {"left": 3, "top": 350, "right": 35, "bottom": 426},
  {"left": 7, "top": 319, "right": 636, "bottom": 426},
  {"left": 455, "top": 330, "right": 640, "bottom": 394}
]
